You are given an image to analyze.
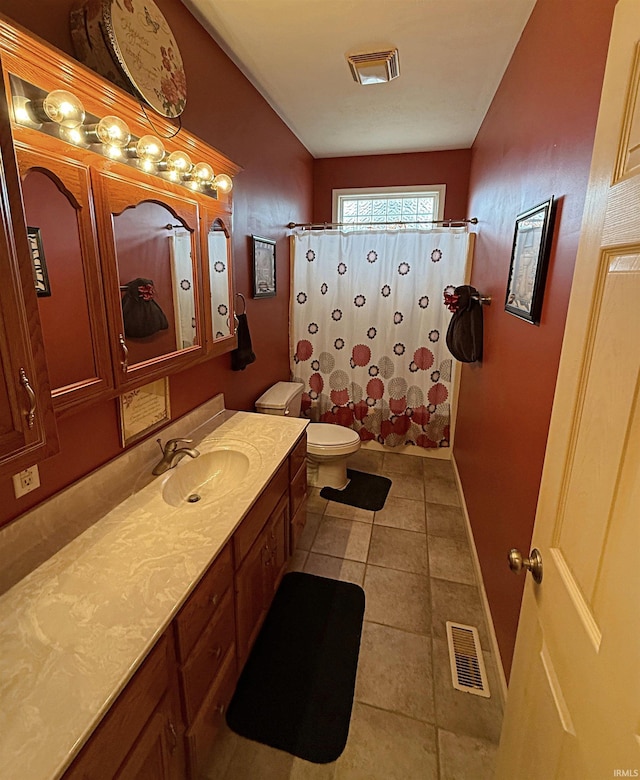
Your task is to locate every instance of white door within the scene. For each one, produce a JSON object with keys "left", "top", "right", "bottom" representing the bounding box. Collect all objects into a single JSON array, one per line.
[{"left": 495, "top": 1, "right": 640, "bottom": 778}]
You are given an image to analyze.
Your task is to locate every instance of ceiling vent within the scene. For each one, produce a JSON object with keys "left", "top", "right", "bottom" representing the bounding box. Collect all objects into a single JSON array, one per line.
[{"left": 347, "top": 49, "right": 399, "bottom": 85}]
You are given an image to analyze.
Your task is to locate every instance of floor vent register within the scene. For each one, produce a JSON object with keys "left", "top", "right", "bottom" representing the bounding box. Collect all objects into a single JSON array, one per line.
[{"left": 446, "top": 621, "right": 491, "bottom": 698}]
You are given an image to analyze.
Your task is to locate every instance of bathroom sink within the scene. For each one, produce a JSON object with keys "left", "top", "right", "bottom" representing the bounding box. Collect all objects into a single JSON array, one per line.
[{"left": 162, "top": 447, "right": 251, "bottom": 507}]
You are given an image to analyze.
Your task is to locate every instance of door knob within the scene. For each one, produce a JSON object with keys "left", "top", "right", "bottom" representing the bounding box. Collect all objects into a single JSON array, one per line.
[{"left": 508, "top": 548, "right": 543, "bottom": 584}]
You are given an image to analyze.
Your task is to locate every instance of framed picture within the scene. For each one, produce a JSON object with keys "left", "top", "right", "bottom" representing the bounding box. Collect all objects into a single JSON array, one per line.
[
  {"left": 119, "top": 378, "right": 171, "bottom": 447},
  {"left": 252, "top": 235, "right": 276, "bottom": 298},
  {"left": 504, "top": 197, "right": 556, "bottom": 324},
  {"left": 27, "top": 226, "right": 51, "bottom": 297}
]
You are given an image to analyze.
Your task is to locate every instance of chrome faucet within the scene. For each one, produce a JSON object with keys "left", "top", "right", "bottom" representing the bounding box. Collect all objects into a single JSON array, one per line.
[{"left": 152, "top": 437, "right": 200, "bottom": 476}]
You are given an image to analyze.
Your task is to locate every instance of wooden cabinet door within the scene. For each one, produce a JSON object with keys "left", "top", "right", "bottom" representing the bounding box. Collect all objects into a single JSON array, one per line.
[
  {"left": 235, "top": 523, "right": 270, "bottom": 666},
  {"left": 63, "top": 634, "right": 184, "bottom": 780},
  {"left": 116, "top": 686, "right": 185, "bottom": 780},
  {"left": 15, "top": 140, "right": 113, "bottom": 413},
  {"left": 266, "top": 492, "right": 289, "bottom": 595},
  {"left": 235, "top": 490, "right": 290, "bottom": 666},
  {"left": 0, "top": 59, "right": 57, "bottom": 477}
]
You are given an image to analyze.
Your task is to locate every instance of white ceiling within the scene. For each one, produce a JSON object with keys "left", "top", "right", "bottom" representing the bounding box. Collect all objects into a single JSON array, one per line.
[{"left": 183, "top": 0, "right": 536, "bottom": 159}]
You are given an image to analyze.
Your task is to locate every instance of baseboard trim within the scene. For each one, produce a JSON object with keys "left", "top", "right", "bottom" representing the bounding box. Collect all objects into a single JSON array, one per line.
[{"left": 451, "top": 452, "right": 508, "bottom": 705}]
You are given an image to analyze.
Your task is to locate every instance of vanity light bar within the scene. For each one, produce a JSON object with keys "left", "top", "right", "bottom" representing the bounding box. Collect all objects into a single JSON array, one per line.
[{"left": 11, "top": 82, "right": 233, "bottom": 195}]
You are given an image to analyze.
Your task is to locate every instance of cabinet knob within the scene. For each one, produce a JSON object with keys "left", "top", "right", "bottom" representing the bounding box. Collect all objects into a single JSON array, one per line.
[
  {"left": 210, "top": 593, "right": 219, "bottom": 607},
  {"left": 211, "top": 645, "right": 222, "bottom": 659},
  {"left": 215, "top": 703, "right": 225, "bottom": 716}
]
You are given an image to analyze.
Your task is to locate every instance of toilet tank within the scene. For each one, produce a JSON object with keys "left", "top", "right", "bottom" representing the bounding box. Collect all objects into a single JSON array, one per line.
[{"left": 255, "top": 381, "right": 304, "bottom": 417}]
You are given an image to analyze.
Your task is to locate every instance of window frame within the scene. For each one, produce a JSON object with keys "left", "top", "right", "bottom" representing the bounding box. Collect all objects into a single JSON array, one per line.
[{"left": 332, "top": 184, "right": 446, "bottom": 229}]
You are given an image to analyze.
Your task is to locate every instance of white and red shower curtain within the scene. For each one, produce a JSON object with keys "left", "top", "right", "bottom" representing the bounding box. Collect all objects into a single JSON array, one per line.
[{"left": 290, "top": 228, "right": 470, "bottom": 448}]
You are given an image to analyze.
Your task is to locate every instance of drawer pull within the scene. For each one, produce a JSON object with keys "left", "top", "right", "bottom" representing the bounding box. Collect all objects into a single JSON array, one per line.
[
  {"left": 118, "top": 333, "right": 129, "bottom": 373},
  {"left": 19, "top": 368, "right": 36, "bottom": 429}
]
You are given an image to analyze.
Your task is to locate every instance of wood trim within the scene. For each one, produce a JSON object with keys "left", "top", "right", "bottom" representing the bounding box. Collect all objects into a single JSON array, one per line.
[{"left": 0, "top": 12, "right": 242, "bottom": 188}]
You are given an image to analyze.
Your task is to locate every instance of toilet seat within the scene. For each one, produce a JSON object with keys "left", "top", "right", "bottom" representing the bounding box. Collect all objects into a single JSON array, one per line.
[{"left": 307, "top": 423, "right": 360, "bottom": 457}]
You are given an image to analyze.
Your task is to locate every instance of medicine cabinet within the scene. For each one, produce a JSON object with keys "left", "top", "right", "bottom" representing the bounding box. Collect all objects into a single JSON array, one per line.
[{"left": 0, "top": 15, "right": 241, "bottom": 416}]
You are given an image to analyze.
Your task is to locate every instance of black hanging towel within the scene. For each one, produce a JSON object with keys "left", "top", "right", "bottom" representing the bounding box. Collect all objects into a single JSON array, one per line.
[
  {"left": 121, "top": 278, "right": 169, "bottom": 339},
  {"left": 445, "top": 284, "right": 483, "bottom": 363},
  {"left": 231, "top": 312, "right": 256, "bottom": 370}
]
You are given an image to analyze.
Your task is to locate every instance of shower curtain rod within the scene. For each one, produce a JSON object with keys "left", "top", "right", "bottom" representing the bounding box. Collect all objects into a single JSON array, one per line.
[{"left": 287, "top": 217, "right": 478, "bottom": 230}]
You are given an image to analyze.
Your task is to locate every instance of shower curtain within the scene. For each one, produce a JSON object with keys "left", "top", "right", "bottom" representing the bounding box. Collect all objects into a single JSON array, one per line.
[
  {"left": 290, "top": 228, "right": 470, "bottom": 448},
  {"left": 169, "top": 231, "right": 196, "bottom": 349}
]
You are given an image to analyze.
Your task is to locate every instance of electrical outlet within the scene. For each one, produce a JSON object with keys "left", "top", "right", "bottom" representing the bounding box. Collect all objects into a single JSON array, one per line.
[{"left": 12, "top": 465, "right": 41, "bottom": 498}]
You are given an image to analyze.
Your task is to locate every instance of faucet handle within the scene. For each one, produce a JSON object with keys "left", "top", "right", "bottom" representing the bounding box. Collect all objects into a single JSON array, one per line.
[{"left": 159, "top": 437, "right": 194, "bottom": 453}]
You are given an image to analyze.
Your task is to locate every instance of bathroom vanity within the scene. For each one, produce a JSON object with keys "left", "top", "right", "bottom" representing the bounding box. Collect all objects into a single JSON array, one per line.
[{"left": 0, "top": 410, "right": 308, "bottom": 780}]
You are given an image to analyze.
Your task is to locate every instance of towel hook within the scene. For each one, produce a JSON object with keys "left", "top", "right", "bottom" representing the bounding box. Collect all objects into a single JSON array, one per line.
[{"left": 235, "top": 292, "right": 246, "bottom": 315}]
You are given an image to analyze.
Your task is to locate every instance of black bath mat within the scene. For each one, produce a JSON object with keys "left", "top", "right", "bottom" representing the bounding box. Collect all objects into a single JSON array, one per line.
[
  {"left": 320, "top": 469, "right": 392, "bottom": 511},
  {"left": 226, "top": 572, "right": 365, "bottom": 764}
]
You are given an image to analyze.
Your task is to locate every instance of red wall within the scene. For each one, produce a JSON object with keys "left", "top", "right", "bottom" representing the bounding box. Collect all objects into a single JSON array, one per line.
[
  {"left": 0, "top": 0, "right": 313, "bottom": 526},
  {"left": 454, "top": 0, "right": 617, "bottom": 676},
  {"left": 313, "top": 150, "right": 471, "bottom": 223}
]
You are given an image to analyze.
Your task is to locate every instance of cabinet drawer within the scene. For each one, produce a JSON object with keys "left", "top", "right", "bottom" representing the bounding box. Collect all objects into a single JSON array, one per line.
[
  {"left": 174, "top": 544, "right": 233, "bottom": 664},
  {"left": 289, "top": 459, "right": 307, "bottom": 519},
  {"left": 185, "top": 644, "right": 237, "bottom": 779},
  {"left": 288, "top": 433, "right": 307, "bottom": 480},
  {"left": 233, "top": 460, "right": 288, "bottom": 565},
  {"left": 180, "top": 588, "right": 236, "bottom": 723}
]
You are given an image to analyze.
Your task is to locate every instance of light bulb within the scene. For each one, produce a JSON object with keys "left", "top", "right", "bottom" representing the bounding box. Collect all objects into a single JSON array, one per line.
[
  {"left": 166, "top": 150, "right": 192, "bottom": 173},
  {"left": 95, "top": 116, "right": 131, "bottom": 148},
  {"left": 59, "top": 126, "right": 85, "bottom": 145},
  {"left": 135, "top": 134, "right": 165, "bottom": 163},
  {"left": 212, "top": 173, "right": 233, "bottom": 193},
  {"left": 12, "top": 95, "right": 41, "bottom": 128},
  {"left": 82, "top": 116, "right": 131, "bottom": 149},
  {"left": 41, "top": 90, "right": 85, "bottom": 128},
  {"left": 192, "top": 162, "right": 214, "bottom": 183}
]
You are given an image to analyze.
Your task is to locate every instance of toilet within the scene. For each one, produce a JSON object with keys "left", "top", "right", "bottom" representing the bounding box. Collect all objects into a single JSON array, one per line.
[{"left": 255, "top": 381, "right": 361, "bottom": 490}]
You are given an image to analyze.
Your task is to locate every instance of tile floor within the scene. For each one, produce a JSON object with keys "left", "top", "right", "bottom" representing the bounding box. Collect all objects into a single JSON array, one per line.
[{"left": 205, "top": 449, "right": 503, "bottom": 779}]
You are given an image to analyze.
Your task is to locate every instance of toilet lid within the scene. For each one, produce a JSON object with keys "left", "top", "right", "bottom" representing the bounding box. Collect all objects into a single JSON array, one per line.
[{"left": 307, "top": 423, "right": 360, "bottom": 448}]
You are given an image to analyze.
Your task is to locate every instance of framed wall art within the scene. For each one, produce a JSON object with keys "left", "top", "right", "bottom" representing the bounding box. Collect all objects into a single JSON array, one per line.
[
  {"left": 119, "top": 377, "right": 170, "bottom": 447},
  {"left": 504, "top": 197, "right": 556, "bottom": 324},
  {"left": 27, "top": 226, "right": 51, "bottom": 297},
  {"left": 252, "top": 235, "right": 276, "bottom": 298}
]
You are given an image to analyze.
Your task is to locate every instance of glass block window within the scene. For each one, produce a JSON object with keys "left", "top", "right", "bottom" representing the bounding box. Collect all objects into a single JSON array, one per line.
[{"left": 333, "top": 185, "right": 445, "bottom": 230}]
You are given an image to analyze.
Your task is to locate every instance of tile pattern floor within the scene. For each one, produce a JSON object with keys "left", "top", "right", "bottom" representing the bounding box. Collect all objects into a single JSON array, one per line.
[{"left": 205, "top": 450, "right": 503, "bottom": 779}]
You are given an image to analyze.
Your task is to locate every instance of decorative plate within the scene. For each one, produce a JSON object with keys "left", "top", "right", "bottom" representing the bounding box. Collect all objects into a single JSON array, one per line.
[{"left": 98, "top": 0, "right": 187, "bottom": 117}]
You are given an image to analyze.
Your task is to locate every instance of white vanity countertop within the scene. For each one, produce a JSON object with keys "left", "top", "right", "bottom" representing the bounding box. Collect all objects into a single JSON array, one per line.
[{"left": 0, "top": 411, "right": 307, "bottom": 780}]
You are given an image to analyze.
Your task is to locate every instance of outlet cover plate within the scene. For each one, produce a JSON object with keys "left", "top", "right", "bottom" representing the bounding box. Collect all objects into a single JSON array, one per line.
[{"left": 12, "top": 465, "right": 41, "bottom": 498}]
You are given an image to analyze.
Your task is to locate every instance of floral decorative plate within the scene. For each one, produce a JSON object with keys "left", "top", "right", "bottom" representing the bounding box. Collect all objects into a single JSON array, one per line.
[{"left": 101, "top": 0, "right": 187, "bottom": 117}]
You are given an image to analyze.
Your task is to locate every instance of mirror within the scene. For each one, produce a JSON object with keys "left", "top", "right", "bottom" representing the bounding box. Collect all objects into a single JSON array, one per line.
[
  {"left": 113, "top": 201, "right": 199, "bottom": 367},
  {"left": 208, "top": 218, "right": 232, "bottom": 339}
]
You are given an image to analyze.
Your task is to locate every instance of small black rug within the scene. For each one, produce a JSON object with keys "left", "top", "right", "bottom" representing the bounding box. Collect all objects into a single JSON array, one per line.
[
  {"left": 320, "top": 469, "right": 392, "bottom": 511},
  {"left": 226, "top": 572, "right": 365, "bottom": 764}
]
